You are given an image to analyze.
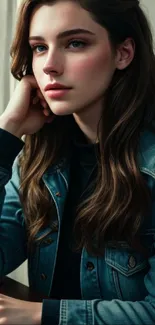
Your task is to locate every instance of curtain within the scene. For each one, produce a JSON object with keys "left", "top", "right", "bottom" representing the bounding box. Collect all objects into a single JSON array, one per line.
[{"left": 0, "top": 0, "right": 21, "bottom": 114}]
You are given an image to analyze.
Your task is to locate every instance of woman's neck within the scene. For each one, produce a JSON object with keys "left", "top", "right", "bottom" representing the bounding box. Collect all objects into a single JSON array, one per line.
[{"left": 73, "top": 101, "right": 102, "bottom": 144}]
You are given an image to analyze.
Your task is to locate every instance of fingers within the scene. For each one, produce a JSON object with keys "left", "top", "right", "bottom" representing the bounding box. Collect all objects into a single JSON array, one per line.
[
  {"left": 46, "top": 115, "right": 56, "bottom": 124},
  {"left": 32, "top": 89, "right": 44, "bottom": 104},
  {"left": 22, "top": 75, "right": 52, "bottom": 116},
  {"left": 36, "top": 90, "right": 48, "bottom": 109},
  {"left": 32, "top": 90, "right": 51, "bottom": 116},
  {"left": 36, "top": 89, "right": 45, "bottom": 102},
  {"left": 22, "top": 75, "right": 40, "bottom": 89},
  {"left": 0, "top": 317, "right": 7, "bottom": 324}
]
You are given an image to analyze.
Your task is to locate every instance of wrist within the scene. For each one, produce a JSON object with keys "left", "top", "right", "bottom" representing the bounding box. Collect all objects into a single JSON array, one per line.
[
  {"left": 33, "top": 302, "right": 42, "bottom": 325},
  {"left": 0, "top": 116, "right": 24, "bottom": 138}
]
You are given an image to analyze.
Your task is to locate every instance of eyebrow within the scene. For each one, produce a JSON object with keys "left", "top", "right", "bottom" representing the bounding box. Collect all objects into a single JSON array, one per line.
[{"left": 29, "top": 28, "right": 96, "bottom": 41}]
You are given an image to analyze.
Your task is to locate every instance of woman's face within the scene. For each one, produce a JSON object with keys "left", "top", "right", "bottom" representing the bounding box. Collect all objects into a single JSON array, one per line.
[{"left": 29, "top": 1, "right": 120, "bottom": 117}]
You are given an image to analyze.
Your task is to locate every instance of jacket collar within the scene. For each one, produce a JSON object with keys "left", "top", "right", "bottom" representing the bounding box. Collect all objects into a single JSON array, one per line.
[{"left": 44, "top": 129, "right": 155, "bottom": 179}]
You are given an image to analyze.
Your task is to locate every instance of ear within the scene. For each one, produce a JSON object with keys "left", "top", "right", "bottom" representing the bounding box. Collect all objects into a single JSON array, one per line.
[{"left": 115, "top": 38, "right": 135, "bottom": 70}]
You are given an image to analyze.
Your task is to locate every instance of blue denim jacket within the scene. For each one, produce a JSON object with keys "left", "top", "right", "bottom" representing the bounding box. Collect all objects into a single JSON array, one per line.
[{"left": 0, "top": 129, "right": 155, "bottom": 324}]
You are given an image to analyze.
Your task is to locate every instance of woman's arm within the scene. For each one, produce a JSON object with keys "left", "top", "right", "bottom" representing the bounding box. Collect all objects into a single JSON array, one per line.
[
  {"left": 0, "top": 128, "right": 27, "bottom": 275},
  {"left": 0, "top": 294, "right": 42, "bottom": 324},
  {"left": 0, "top": 75, "right": 53, "bottom": 276},
  {"left": 0, "top": 262, "right": 154, "bottom": 325},
  {"left": 41, "top": 294, "right": 155, "bottom": 325}
]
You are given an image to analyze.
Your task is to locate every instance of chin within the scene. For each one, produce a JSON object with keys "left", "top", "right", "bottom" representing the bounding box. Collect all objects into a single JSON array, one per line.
[{"left": 48, "top": 104, "right": 74, "bottom": 116}]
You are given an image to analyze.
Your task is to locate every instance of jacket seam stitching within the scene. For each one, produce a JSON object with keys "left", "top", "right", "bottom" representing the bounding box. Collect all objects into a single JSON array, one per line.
[{"left": 140, "top": 167, "right": 155, "bottom": 178}]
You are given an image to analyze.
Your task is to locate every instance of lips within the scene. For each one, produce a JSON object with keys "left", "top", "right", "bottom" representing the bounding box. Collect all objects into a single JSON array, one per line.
[
  {"left": 45, "top": 88, "right": 71, "bottom": 99},
  {"left": 44, "top": 84, "right": 72, "bottom": 91},
  {"left": 47, "top": 88, "right": 70, "bottom": 90}
]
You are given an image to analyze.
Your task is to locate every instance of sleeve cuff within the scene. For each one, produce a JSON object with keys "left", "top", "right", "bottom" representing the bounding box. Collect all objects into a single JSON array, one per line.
[
  {"left": 0, "top": 128, "right": 24, "bottom": 168},
  {"left": 41, "top": 299, "right": 60, "bottom": 325}
]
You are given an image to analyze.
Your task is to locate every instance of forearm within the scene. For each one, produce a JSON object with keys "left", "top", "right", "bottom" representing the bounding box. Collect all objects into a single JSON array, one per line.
[
  {"left": 0, "top": 116, "right": 24, "bottom": 139},
  {"left": 0, "top": 128, "right": 24, "bottom": 208},
  {"left": 0, "top": 128, "right": 24, "bottom": 170},
  {"left": 0, "top": 128, "right": 25, "bottom": 275},
  {"left": 42, "top": 298, "right": 155, "bottom": 325}
]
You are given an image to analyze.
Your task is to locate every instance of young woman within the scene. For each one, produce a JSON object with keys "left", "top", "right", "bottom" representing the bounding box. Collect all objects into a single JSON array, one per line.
[{"left": 0, "top": 0, "right": 155, "bottom": 323}]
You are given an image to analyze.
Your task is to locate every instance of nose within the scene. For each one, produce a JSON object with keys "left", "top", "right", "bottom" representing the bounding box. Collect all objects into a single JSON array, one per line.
[{"left": 43, "top": 49, "right": 64, "bottom": 75}]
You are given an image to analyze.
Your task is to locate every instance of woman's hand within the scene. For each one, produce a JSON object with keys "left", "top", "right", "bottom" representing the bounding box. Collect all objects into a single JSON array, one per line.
[
  {"left": 0, "top": 75, "right": 54, "bottom": 138},
  {"left": 0, "top": 294, "right": 42, "bottom": 324}
]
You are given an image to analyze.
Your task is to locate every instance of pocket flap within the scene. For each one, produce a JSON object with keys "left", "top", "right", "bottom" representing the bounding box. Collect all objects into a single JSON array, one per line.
[{"left": 105, "top": 245, "right": 148, "bottom": 277}]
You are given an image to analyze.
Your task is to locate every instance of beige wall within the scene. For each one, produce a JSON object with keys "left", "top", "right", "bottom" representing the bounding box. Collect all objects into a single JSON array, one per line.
[{"left": 141, "top": 0, "right": 155, "bottom": 44}]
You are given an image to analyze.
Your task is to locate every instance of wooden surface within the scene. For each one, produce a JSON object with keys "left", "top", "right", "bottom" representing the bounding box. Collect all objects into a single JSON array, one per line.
[{"left": 0, "top": 277, "right": 43, "bottom": 302}]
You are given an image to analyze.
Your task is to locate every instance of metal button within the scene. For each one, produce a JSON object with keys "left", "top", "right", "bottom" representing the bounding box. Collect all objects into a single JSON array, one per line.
[
  {"left": 86, "top": 262, "right": 95, "bottom": 271},
  {"left": 55, "top": 192, "right": 61, "bottom": 197},
  {"left": 128, "top": 256, "right": 136, "bottom": 268},
  {"left": 41, "top": 273, "right": 47, "bottom": 280},
  {"left": 43, "top": 238, "right": 53, "bottom": 245}
]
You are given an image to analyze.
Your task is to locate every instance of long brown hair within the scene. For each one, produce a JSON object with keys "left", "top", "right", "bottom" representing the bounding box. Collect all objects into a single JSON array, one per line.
[{"left": 10, "top": 0, "right": 155, "bottom": 255}]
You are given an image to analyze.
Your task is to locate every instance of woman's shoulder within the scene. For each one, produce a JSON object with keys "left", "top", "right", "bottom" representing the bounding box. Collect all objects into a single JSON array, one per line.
[{"left": 138, "top": 129, "right": 155, "bottom": 178}]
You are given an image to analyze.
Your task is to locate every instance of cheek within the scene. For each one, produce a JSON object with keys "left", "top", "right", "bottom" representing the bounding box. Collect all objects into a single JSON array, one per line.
[
  {"left": 32, "top": 59, "right": 42, "bottom": 81},
  {"left": 32, "top": 60, "right": 45, "bottom": 92},
  {"left": 70, "top": 50, "right": 114, "bottom": 81}
]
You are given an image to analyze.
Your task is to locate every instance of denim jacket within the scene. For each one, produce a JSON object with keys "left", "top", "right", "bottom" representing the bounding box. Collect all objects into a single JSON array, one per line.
[{"left": 0, "top": 129, "right": 155, "bottom": 324}]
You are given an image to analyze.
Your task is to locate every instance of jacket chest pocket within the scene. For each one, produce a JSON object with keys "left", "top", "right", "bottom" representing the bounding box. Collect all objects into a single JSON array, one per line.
[{"left": 105, "top": 244, "right": 149, "bottom": 301}]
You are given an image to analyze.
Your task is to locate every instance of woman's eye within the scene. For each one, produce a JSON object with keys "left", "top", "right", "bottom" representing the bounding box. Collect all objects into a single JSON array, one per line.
[
  {"left": 30, "top": 40, "right": 87, "bottom": 53},
  {"left": 67, "top": 40, "right": 87, "bottom": 49},
  {"left": 31, "top": 45, "right": 46, "bottom": 53}
]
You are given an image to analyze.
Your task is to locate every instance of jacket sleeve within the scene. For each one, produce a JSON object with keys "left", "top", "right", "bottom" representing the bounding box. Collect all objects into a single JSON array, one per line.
[
  {"left": 0, "top": 129, "right": 27, "bottom": 276},
  {"left": 58, "top": 297, "right": 155, "bottom": 324},
  {"left": 43, "top": 262, "right": 155, "bottom": 325}
]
